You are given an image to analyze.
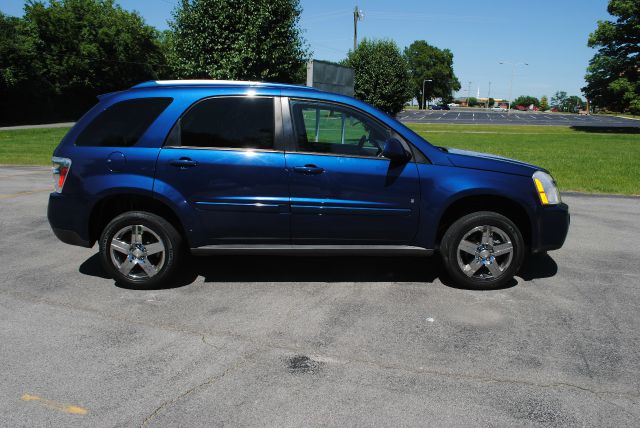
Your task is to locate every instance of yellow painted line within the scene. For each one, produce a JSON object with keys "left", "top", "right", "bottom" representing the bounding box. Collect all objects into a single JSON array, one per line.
[
  {"left": 21, "top": 393, "right": 88, "bottom": 415},
  {"left": 0, "top": 188, "right": 50, "bottom": 200}
]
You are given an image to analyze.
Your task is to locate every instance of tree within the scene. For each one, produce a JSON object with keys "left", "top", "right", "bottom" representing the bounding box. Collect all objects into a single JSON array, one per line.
[
  {"left": 540, "top": 95, "right": 549, "bottom": 111},
  {"left": 550, "top": 91, "right": 584, "bottom": 112},
  {"left": 583, "top": 0, "right": 639, "bottom": 114},
  {"left": 512, "top": 95, "right": 540, "bottom": 109},
  {"left": 403, "top": 40, "right": 461, "bottom": 109},
  {"left": 551, "top": 91, "right": 568, "bottom": 109},
  {"left": 169, "top": 0, "right": 309, "bottom": 83},
  {"left": 488, "top": 97, "right": 495, "bottom": 107},
  {"left": 0, "top": 13, "right": 46, "bottom": 118},
  {"left": 344, "top": 39, "right": 412, "bottom": 116},
  {"left": 565, "top": 96, "right": 585, "bottom": 112},
  {"left": 467, "top": 97, "right": 478, "bottom": 107},
  {"left": 1, "top": 0, "right": 168, "bottom": 125}
]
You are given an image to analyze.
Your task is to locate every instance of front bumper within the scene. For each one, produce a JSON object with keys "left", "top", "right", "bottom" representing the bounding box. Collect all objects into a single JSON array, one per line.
[{"left": 532, "top": 202, "right": 570, "bottom": 253}]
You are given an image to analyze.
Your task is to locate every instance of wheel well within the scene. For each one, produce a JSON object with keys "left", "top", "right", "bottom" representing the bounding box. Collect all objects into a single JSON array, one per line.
[
  {"left": 436, "top": 195, "right": 531, "bottom": 248},
  {"left": 89, "top": 194, "right": 187, "bottom": 245}
]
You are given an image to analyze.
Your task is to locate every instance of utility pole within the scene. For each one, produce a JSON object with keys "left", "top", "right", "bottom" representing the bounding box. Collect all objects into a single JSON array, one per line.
[
  {"left": 353, "top": 6, "right": 364, "bottom": 52},
  {"left": 487, "top": 81, "right": 491, "bottom": 108},
  {"left": 466, "top": 81, "right": 472, "bottom": 107},
  {"left": 499, "top": 61, "right": 528, "bottom": 115}
]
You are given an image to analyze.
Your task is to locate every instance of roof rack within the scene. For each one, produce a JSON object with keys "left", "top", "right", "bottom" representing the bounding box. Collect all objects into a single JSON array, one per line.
[{"left": 131, "top": 80, "right": 317, "bottom": 91}]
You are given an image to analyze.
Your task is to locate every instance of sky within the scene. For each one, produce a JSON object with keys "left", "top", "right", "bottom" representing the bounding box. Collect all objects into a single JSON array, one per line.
[{"left": 0, "top": 0, "right": 613, "bottom": 100}]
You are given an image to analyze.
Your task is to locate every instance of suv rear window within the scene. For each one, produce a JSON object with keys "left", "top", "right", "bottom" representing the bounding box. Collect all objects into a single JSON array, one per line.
[
  {"left": 178, "top": 97, "right": 275, "bottom": 150},
  {"left": 76, "top": 97, "right": 172, "bottom": 147}
]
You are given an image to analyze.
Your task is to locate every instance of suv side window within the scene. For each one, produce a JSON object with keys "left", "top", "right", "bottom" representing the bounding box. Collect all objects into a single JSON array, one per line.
[
  {"left": 76, "top": 97, "right": 172, "bottom": 147},
  {"left": 290, "top": 99, "right": 390, "bottom": 158},
  {"left": 178, "top": 97, "right": 275, "bottom": 150}
]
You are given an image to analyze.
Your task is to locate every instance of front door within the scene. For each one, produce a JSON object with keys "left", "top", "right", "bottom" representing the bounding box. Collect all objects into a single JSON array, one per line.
[
  {"left": 284, "top": 98, "right": 421, "bottom": 244},
  {"left": 155, "top": 96, "right": 289, "bottom": 245}
]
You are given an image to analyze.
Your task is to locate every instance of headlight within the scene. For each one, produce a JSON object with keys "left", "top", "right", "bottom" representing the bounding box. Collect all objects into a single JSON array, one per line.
[{"left": 532, "top": 171, "right": 561, "bottom": 205}]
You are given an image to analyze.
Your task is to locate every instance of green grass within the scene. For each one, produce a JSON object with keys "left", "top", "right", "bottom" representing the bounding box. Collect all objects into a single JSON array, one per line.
[
  {"left": 0, "top": 127, "right": 70, "bottom": 165},
  {"left": 407, "top": 123, "right": 640, "bottom": 195},
  {"left": 1, "top": 123, "right": 639, "bottom": 195}
]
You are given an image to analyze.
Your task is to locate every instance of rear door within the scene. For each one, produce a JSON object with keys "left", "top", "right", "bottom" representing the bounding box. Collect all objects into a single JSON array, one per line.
[
  {"left": 283, "top": 98, "right": 421, "bottom": 244},
  {"left": 154, "top": 95, "right": 289, "bottom": 245}
]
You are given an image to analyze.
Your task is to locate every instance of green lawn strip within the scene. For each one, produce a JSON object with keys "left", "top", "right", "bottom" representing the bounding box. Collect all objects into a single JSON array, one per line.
[
  {"left": 1, "top": 124, "right": 638, "bottom": 195},
  {"left": 407, "top": 123, "right": 640, "bottom": 195},
  {"left": 0, "top": 127, "right": 70, "bottom": 165}
]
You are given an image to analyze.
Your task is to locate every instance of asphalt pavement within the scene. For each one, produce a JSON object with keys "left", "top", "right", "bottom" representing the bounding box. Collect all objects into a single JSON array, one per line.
[
  {"left": 0, "top": 122, "right": 75, "bottom": 131},
  {"left": 398, "top": 108, "right": 640, "bottom": 127},
  {"left": 1, "top": 166, "right": 639, "bottom": 427}
]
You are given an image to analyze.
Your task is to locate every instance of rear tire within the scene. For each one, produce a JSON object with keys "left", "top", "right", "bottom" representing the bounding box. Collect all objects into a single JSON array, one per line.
[
  {"left": 440, "top": 211, "right": 524, "bottom": 290},
  {"left": 99, "top": 211, "right": 183, "bottom": 289}
]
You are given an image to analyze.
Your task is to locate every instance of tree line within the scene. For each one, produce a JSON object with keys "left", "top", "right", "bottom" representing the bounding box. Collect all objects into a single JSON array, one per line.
[
  {"left": 0, "top": 0, "right": 460, "bottom": 125},
  {"left": 506, "top": 93, "right": 584, "bottom": 112},
  {"left": 3, "top": 0, "right": 632, "bottom": 125}
]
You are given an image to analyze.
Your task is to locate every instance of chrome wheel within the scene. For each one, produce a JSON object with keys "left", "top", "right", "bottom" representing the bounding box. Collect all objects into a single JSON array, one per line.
[
  {"left": 456, "top": 225, "right": 514, "bottom": 280},
  {"left": 109, "top": 225, "right": 165, "bottom": 280}
]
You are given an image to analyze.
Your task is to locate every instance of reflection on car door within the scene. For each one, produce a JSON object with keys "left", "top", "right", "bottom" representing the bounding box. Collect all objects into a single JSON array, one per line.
[
  {"left": 154, "top": 96, "right": 290, "bottom": 244},
  {"left": 284, "top": 98, "right": 421, "bottom": 244}
]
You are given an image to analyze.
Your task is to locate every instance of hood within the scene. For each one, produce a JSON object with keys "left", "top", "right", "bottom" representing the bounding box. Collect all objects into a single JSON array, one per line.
[{"left": 444, "top": 148, "right": 544, "bottom": 177}]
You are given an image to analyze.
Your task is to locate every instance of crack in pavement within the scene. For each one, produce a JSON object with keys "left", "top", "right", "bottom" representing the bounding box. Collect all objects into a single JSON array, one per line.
[
  {"left": 139, "top": 348, "right": 263, "bottom": 428},
  {"left": 4, "top": 289, "right": 640, "bottom": 410}
]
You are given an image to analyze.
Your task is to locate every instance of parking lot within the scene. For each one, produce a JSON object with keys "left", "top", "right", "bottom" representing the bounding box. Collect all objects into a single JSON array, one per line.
[
  {"left": 1, "top": 166, "right": 639, "bottom": 426},
  {"left": 399, "top": 108, "right": 640, "bottom": 127}
]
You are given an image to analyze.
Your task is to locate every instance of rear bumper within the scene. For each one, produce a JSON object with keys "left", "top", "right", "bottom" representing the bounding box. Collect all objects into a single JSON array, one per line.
[
  {"left": 51, "top": 226, "right": 92, "bottom": 247},
  {"left": 47, "top": 192, "right": 93, "bottom": 248},
  {"left": 532, "top": 202, "right": 570, "bottom": 253}
]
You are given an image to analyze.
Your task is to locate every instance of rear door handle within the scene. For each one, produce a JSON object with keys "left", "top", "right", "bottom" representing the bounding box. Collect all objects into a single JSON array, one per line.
[
  {"left": 170, "top": 158, "right": 198, "bottom": 168},
  {"left": 293, "top": 165, "right": 325, "bottom": 175}
]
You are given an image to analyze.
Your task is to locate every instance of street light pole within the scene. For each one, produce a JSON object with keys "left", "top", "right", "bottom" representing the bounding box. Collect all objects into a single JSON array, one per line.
[
  {"left": 499, "top": 61, "right": 528, "bottom": 115},
  {"left": 422, "top": 79, "right": 432, "bottom": 110}
]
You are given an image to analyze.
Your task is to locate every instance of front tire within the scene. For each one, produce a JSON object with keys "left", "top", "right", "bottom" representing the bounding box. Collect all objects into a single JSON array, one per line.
[
  {"left": 99, "top": 211, "right": 182, "bottom": 288},
  {"left": 440, "top": 211, "right": 525, "bottom": 290}
]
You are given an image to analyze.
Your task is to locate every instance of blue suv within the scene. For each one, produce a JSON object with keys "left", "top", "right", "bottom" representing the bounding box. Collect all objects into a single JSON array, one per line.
[{"left": 48, "top": 80, "right": 569, "bottom": 289}]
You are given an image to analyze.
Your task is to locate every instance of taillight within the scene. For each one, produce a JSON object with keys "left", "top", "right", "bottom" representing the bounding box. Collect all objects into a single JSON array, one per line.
[{"left": 52, "top": 157, "right": 72, "bottom": 193}]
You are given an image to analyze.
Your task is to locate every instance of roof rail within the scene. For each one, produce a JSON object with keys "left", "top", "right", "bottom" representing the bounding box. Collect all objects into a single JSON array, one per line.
[
  {"left": 132, "top": 80, "right": 265, "bottom": 88},
  {"left": 131, "top": 80, "right": 317, "bottom": 91}
]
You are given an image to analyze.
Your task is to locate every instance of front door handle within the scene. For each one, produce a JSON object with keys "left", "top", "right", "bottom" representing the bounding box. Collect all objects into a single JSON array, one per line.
[
  {"left": 170, "top": 158, "right": 198, "bottom": 168},
  {"left": 293, "top": 165, "right": 325, "bottom": 175}
]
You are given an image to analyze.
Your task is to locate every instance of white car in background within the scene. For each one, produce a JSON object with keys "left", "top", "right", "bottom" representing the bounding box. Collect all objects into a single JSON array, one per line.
[{"left": 491, "top": 106, "right": 508, "bottom": 112}]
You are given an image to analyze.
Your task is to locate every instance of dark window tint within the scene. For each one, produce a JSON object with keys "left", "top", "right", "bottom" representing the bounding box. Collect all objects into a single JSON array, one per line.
[
  {"left": 290, "top": 100, "right": 389, "bottom": 158},
  {"left": 179, "top": 97, "right": 274, "bottom": 150},
  {"left": 76, "top": 98, "right": 172, "bottom": 147}
]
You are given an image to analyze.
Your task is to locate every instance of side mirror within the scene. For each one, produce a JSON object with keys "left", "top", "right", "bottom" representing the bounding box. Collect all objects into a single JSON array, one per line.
[{"left": 382, "top": 138, "right": 411, "bottom": 163}]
